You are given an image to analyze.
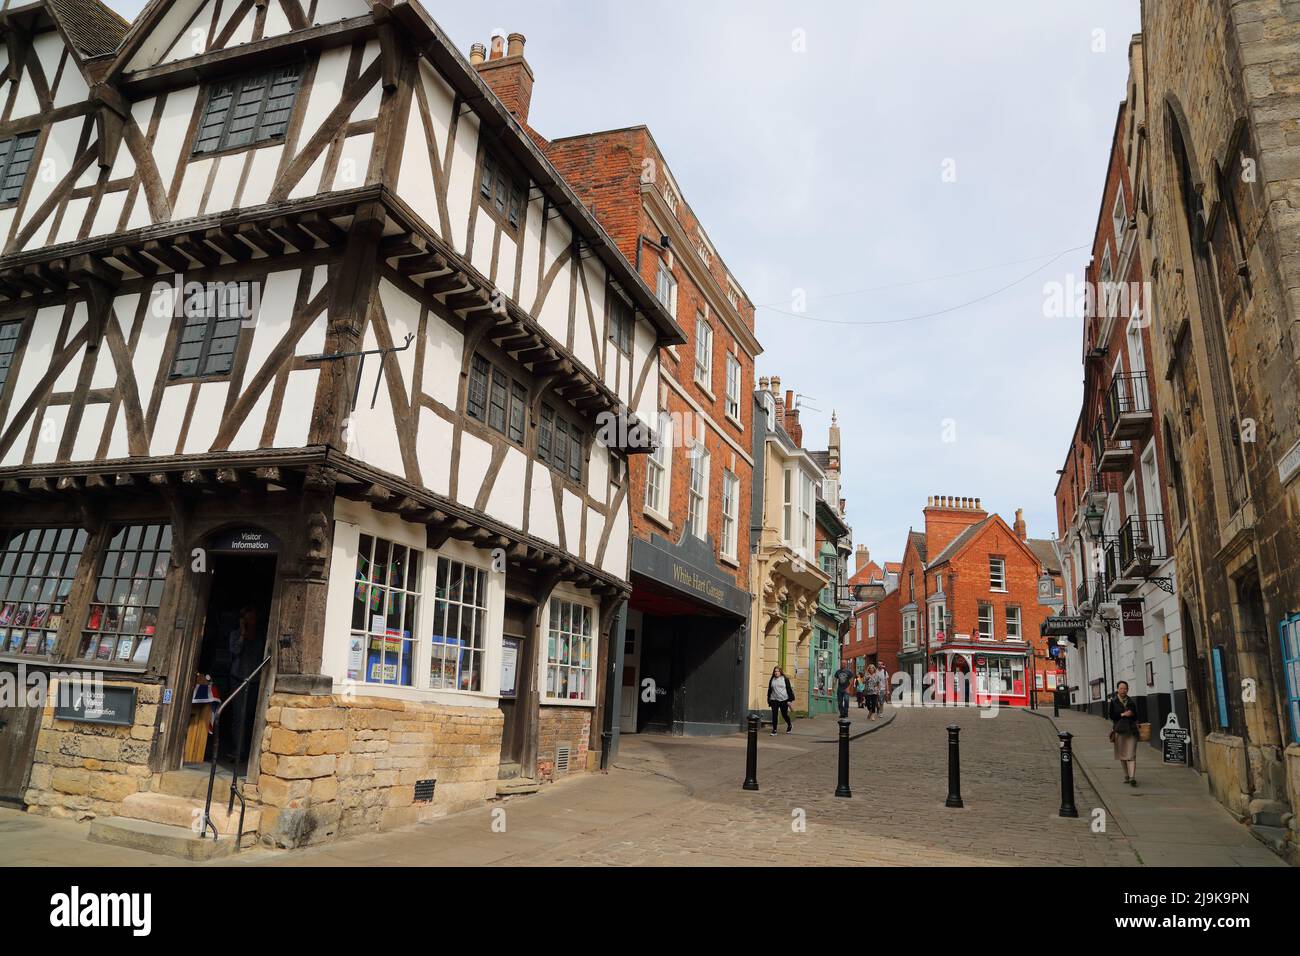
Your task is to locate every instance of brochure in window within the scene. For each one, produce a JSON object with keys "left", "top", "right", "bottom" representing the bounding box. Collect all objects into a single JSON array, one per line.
[
  {"left": 429, "top": 633, "right": 462, "bottom": 690},
  {"left": 0, "top": 603, "right": 15, "bottom": 626},
  {"left": 131, "top": 637, "right": 152, "bottom": 665}
]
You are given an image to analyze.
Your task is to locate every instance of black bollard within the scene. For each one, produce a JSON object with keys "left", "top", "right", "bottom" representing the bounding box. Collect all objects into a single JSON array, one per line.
[
  {"left": 1058, "top": 731, "right": 1079, "bottom": 817},
  {"left": 1053, "top": 689, "right": 1060, "bottom": 718},
  {"left": 834, "top": 717, "right": 852, "bottom": 798},
  {"left": 743, "top": 712, "right": 760, "bottom": 791},
  {"left": 945, "top": 724, "right": 964, "bottom": 808}
]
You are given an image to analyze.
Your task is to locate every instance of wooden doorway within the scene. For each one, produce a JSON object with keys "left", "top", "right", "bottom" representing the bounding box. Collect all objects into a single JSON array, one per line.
[
  {"left": 498, "top": 598, "right": 533, "bottom": 779},
  {"left": 0, "top": 673, "right": 41, "bottom": 805}
]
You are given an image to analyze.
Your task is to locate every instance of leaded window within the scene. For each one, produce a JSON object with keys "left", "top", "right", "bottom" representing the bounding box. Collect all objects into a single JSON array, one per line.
[
  {"left": 0, "top": 132, "right": 38, "bottom": 204},
  {"left": 193, "top": 65, "right": 302, "bottom": 155},
  {"left": 0, "top": 527, "right": 87, "bottom": 657},
  {"left": 79, "top": 524, "right": 171, "bottom": 665}
]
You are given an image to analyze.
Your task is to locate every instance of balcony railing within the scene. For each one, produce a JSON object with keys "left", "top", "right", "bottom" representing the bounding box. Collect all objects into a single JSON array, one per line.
[
  {"left": 1119, "top": 513, "right": 1168, "bottom": 576},
  {"left": 1104, "top": 371, "right": 1153, "bottom": 441},
  {"left": 1077, "top": 575, "right": 1106, "bottom": 611},
  {"left": 1092, "top": 422, "right": 1130, "bottom": 473}
]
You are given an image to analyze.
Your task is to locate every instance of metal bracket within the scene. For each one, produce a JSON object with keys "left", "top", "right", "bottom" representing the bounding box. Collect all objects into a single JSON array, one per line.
[
  {"left": 1147, "top": 576, "right": 1175, "bottom": 595},
  {"left": 304, "top": 333, "right": 415, "bottom": 411}
]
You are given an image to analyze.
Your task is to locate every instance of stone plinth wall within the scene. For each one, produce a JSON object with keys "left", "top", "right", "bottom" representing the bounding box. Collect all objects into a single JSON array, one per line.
[
  {"left": 536, "top": 705, "right": 591, "bottom": 779},
  {"left": 24, "top": 679, "right": 160, "bottom": 820},
  {"left": 257, "top": 691, "right": 503, "bottom": 848}
]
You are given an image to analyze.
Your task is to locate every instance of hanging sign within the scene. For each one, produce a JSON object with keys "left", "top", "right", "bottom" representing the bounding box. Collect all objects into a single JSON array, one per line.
[{"left": 1121, "top": 600, "right": 1145, "bottom": 637}]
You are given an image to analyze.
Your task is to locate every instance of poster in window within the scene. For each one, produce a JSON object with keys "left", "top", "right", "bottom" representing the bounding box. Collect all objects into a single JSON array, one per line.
[
  {"left": 500, "top": 637, "right": 519, "bottom": 698},
  {"left": 430, "top": 634, "right": 462, "bottom": 689}
]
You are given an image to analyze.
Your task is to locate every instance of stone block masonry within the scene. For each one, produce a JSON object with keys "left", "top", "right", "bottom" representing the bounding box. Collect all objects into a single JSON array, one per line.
[
  {"left": 256, "top": 692, "right": 504, "bottom": 848},
  {"left": 24, "top": 679, "right": 160, "bottom": 821}
]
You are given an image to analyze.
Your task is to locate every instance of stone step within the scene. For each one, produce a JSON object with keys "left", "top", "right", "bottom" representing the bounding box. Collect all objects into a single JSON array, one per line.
[
  {"left": 157, "top": 768, "right": 235, "bottom": 800},
  {"left": 88, "top": 817, "right": 236, "bottom": 862},
  {"left": 496, "top": 777, "right": 540, "bottom": 796},
  {"left": 119, "top": 790, "right": 261, "bottom": 839}
]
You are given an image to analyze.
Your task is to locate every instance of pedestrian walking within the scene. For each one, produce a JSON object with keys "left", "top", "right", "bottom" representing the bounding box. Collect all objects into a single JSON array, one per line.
[
  {"left": 855, "top": 671, "right": 866, "bottom": 709},
  {"left": 768, "top": 666, "right": 795, "bottom": 736},
  {"left": 1109, "top": 680, "right": 1139, "bottom": 786},
  {"left": 877, "top": 664, "right": 889, "bottom": 714},
  {"left": 865, "top": 663, "right": 885, "bottom": 719},
  {"left": 833, "top": 661, "right": 855, "bottom": 718}
]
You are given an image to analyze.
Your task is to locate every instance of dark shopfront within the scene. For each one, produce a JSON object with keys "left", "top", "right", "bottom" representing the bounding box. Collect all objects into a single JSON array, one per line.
[{"left": 621, "top": 534, "right": 750, "bottom": 738}]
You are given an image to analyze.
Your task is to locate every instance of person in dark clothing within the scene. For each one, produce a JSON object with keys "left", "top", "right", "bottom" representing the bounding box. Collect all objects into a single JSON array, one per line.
[
  {"left": 767, "top": 666, "right": 795, "bottom": 736},
  {"left": 833, "top": 662, "right": 855, "bottom": 718},
  {"left": 1108, "top": 680, "right": 1139, "bottom": 786}
]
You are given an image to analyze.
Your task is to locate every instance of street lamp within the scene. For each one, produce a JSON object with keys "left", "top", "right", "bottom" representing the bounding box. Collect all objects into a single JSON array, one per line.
[{"left": 1084, "top": 499, "right": 1105, "bottom": 540}]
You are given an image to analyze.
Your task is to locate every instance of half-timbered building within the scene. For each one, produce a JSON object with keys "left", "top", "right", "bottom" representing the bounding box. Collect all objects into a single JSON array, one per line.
[{"left": 0, "top": 0, "right": 682, "bottom": 850}]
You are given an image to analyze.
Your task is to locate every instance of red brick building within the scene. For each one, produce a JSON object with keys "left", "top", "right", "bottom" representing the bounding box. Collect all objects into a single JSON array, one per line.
[
  {"left": 894, "top": 497, "right": 1061, "bottom": 706},
  {"left": 476, "top": 34, "right": 762, "bottom": 738}
]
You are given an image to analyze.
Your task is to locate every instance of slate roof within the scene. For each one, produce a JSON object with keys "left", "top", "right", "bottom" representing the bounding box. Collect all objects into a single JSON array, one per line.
[
  {"left": 47, "top": 0, "right": 129, "bottom": 57},
  {"left": 909, "top": 530, "right": 927, "bottom": 564},
  {"left": 1027, "top": 538, "right": 1061, "bottom": 574}
]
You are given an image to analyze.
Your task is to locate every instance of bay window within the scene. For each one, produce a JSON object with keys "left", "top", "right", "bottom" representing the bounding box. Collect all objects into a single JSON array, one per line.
[
  {"left": 545, "top": 598, "right": 595, "bottom": 703},
  {"left": 350, "top": 534, "right": 421, "bottom": 686},
  {"left": 430, "top": 556, "right": 488, "bottom": 692}
]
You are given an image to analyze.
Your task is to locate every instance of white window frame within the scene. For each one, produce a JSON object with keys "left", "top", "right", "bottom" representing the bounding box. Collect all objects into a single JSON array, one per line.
[
  {"left": 687, "top": 444, "right": 710, "bottom": 540},
  {"left": 329, "top": 505, "right": 503, "bottom": 705},
  {"left": 1112, "top": 190, "right": 1128, "bottom": 250},
  {"left": 656, "top": 262, "right": 677, "bottom": 314},
  {"left": 725, "top": 352, "right": 741, "bottom": 423},
  {"left": 720, "top": 468, "right": 738, "bottom": 560},
  {"left": 1005, "top": 605, "right": 1022, "bottom": 641},
  {"left": 868, "top": 612, "right": 876, "bottom": 639},
  {"left": 694, "top": 315, "right": 713, "bottom": 392},
  {"left": 930, "top": 602, "right": 946, "bottom": 641},
  {"left": 903, "top": 611, "right": 918, "bottom": 649},
  {"left": 540, "top": 589, "right": 599, "bottom": 706},
  {"left": 989, "top": 556, "right": 1006, "bottom": 591},
  {"left": 977, "top": 603, "right": 994, "bottom": 641},
  {"left": 643, "top": 414, "right": 672, "bottom": 526}
]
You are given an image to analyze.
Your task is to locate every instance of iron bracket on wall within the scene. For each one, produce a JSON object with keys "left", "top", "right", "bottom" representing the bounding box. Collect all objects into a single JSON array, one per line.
[{"left": 305, "top": 333, "right": 415, "bottom": 411}]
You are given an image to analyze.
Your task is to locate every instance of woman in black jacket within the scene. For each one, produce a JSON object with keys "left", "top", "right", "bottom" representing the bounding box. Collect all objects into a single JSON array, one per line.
[
  {"left": 767, "top": 666, "right": 795, "bottom": 736},
  {"left": 1109, "top": 680, "right": 1139, "bottom": 786}
]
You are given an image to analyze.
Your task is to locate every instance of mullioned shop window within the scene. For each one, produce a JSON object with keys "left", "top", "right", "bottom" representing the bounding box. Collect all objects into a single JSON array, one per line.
[
  {"left": 350, "top": 534, "right": 421, "bottom": 686},
  {"left": 0, "top": 527, "right": 88, "bottom": 657},
  {"left": 546, "top": 598, "right": 593, "bottom": 703},
  {"left": 430, "top": 557, "right": 488, "bottom": 692},
  {"left": 79, "top": 524, "right": 171, "bottom": 665}
]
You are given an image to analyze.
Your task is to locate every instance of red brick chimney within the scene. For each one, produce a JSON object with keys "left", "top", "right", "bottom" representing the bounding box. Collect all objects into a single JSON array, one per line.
[
  {"left": 1013, "top": 507, "right": 1027, "bottom": 541},
  {"left": 922, "top": 495, "right": 989, "bottom": 558},
  {"left": 855, "top": 544, "right": 871, "bottom": 574},
  {"left": 473, "top": 32, "right": 534, "bottom": 124},
  {"left": 783, "top": 389, "right": 802, "bottom": 446}
]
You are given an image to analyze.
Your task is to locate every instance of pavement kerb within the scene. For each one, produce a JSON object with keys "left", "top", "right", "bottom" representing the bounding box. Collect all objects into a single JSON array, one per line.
[
  {"left": 811, "top": 708, "right": 897, "bottom": 743},
  {"left": 1025, "top": 706, "right": 1132, "bottom": 838}
]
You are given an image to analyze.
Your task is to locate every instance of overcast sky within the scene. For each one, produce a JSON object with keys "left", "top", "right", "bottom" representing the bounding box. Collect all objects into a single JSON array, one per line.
[{"left": 107, "top": 0, "right": 1141, "bottom": 562}]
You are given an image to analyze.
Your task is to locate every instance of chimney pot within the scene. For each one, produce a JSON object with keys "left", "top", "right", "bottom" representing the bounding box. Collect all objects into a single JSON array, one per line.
[
  {"left": 469, "top": 42, "right": 486, "bottom": 65},
  {"left": 489, "top": 34, "right": 505, "bottom": 60},
  {"left": 507, "top": 32, "right": 526, "bottom": 57},
  {"left": 975, "top": 497, "right": 982, "bottom": 509}
]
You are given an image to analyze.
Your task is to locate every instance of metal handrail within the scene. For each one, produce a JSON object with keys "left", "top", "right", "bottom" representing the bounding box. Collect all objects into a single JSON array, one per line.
[{"left": 201, "top": 653, "right": 272, "bottom": 849}]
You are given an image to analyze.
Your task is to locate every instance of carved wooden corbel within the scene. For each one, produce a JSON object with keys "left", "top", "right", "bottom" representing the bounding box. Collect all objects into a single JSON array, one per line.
[{"left": 90, "top": 83, "right": 133, "bottom": 172}]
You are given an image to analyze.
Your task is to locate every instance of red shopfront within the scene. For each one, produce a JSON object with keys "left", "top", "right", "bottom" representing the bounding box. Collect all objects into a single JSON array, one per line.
[{"left": 931, "top": 642, "right": 1033, "bottom": 707}]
